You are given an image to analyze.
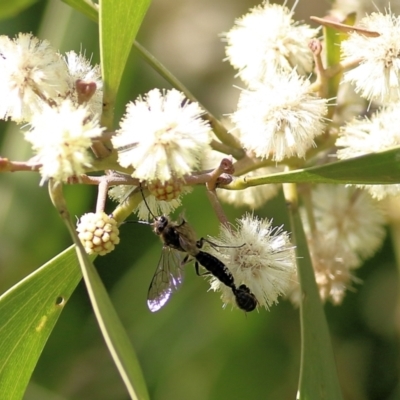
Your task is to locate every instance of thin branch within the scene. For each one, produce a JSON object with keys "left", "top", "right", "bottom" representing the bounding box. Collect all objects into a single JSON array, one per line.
[
  {"left": 206, "top": 189, "right": 230, "bottom": 229},
  {"left": 309, "top": 39, "right": 328, "bottom": 98},
  {"left": 90, "top": 142, "right": 112, "bottom": 159},
  {"left": 96, "top": 179, "right": 109, "bottom": 213},
  {"left": 300, "top": 184, "right": 317, "bottom": 235},
  {"left": 205, "top": 158, "right": 234, "bottom": 228},
  {"left": 0, "top": 157, "right": 41, "bottom": 172},
  {"left": 205, "top": 157, "right": 234, "bottom": 191},
  {"left": 67, "top": 172, "right": 140, "bottom": 186},
  {"left": 133, "top": 40, "right": 245, "bottom": 156},
  {"left": 310, "top": 16, "right": 380, "bottom": 37},
  {"left": 210, "top": 139, "right": 244, "bottom": 160}
]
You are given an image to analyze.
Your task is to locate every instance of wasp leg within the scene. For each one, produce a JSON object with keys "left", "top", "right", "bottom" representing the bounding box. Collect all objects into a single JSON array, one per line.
[
  {"left": 196, "top": 237, "right": 245, "bottom": 250},
  {"left": 181, "top": 254, "right": 192, "bottom": 267},
  {"left": 194, "top": 261, "right": 211, "bottom": 276}
]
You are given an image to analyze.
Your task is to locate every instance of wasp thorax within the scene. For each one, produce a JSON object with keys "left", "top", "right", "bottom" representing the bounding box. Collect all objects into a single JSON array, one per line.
[
  {"left": 77, "top": 212, "right": 120, "bottom": 256},
  {"left": 147, "top": 178, "right": 184, "bottom": 201}
]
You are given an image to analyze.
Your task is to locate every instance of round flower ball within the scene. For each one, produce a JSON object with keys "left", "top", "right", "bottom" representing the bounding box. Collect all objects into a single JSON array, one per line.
[{"left": 77, "top": 212, "right": 120, "bottom": 256}]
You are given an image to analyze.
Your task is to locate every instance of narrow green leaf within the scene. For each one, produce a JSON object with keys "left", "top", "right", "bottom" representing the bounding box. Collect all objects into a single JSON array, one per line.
[
  {"left": 132, "top": 41, "right": 244, "bottom": 154},
  {"left": 69, "top": 230, "right": 150, "bottom": 400},
  {"left": 0, "top": 0, "right": 39, "bottom": 20},
  {"left": 324, "top": 13, "right": 356, "bottom": 101},
  {"left": 47, "top": 181, "right": 149, "bottom": 400},
  {"left": 329, "top": 13, "right": 357, "bottom": 61},
  {"left": 230, "top": 147, "right": 400, "bottom": 188},
  {"left": 61, "top": 0, "right": 98, "bottom": 23},
  {"left": 0, "top": 246, "right": 81, "bottom": 400},
  {"left": 99, "top": 0, "right": 151, "bottom": 127},
  {"left": 289, "top": 208, "right": 343, "bottom": 400},
  {"left": 62, "top": 0, "right": 235, "bottom": 158}
]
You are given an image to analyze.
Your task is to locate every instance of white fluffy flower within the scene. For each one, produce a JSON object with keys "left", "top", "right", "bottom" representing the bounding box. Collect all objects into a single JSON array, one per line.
[
  {"left": 287, "top": 237, "right": 358, "bottom": 306},
  {"left": 224, "top": 1, "right": 317, "bottom": 86},
  {"left": 336, "top": 103, "right": 400, "bottom": 199},
  {"left": 25, "top": 100, "right": 103, "bottom": 185},
  {"left": 232, "top": 71, "right": 328, "bottom": 161},
  {"left": 0, "top": 33, "right": 69, "bottom": 123},
  {"left": 362, "top": 184, "right": 400, "bottom": 201},
  {"left": 308, "top": 185, "right": 386, "bottom": 263},
  {"left": 134, "top": 194, "right": 184, "bottom": 221},
  {"left": 111, "top": 89, "right": 212, "bottom": 183},
  {"left": 108, "top": 184, "right": 191, "bottom": 221},
  {"left": 341, "top": 11, "right": 400, "bottom": 102},
  {"left": 64, "top": 51, "right": 103, "bottom": 116},
  {"left": 333, "top": 0, "right": 400, "bottom": 19},
  {"left": 291, "top": 185, "right": 386, "bottom": 304},
  {"left": 207, "top": 214, "right": 296, "bottom": 310}
]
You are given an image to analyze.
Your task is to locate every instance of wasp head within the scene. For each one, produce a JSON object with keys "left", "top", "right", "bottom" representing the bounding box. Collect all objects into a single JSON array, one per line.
[{"left": 152, "top": 216, "right": 169, "bottom": 236}]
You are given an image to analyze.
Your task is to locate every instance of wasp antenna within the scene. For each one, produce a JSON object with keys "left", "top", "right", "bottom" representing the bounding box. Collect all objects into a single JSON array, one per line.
[
  {"left": 139, "top": 183, "right": 157, "bottom": 219},
  {"left": 122, "top": 220, "right": 151, "bottom": 225},
  {"left": 136, "top": 220, "right": 151, "bottom": 225}
]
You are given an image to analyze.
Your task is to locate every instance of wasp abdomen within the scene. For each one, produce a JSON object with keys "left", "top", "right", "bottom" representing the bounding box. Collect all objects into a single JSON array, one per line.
[
  {"left": 195, "top": 251, "right": 235, "bottom": 288},
  {"left": 233, "top": 284, "right": 257, "bottom": 312}
]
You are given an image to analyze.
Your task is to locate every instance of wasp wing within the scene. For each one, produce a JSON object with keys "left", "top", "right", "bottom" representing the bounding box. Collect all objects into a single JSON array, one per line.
[{"left": 147, "top": 245, "right": 185, "bottom": 312}]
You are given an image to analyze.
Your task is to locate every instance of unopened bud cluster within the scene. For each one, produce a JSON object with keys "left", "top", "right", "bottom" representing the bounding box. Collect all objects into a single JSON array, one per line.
[
  {"left": 147, "top": 179, "right": 183, "bottom": 201},
  {"left": 77, "top": 212, "right": 120, "bottom": 256}
]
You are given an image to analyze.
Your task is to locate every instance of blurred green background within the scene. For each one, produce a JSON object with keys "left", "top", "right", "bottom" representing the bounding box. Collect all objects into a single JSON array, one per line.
[{"left": 0, "top": 0, "right": 399, "bottom": 399}]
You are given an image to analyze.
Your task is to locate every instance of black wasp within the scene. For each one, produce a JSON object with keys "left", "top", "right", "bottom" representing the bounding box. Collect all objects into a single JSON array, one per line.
[{"left": 142, "top": 211, "right": 257, "bottom": 313}]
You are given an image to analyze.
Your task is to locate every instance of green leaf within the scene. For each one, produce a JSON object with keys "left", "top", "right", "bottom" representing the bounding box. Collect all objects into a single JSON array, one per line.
[
  {"left": 47, "top": 181, "right": 149, "bottom": 400},
  {"left": 99, "top": 0, "right": 151, "bottom": 128},
  {"left": 132, "top": 41, "right": 244, "bottom": 155},
  {"left": 0, "top": 0, "right": 39, "bottom": 20},
  {"left": 231, "top": 147, "right": 400, "bottom": 188},
  {"left": 289, "top": 207, "right": 343, "bottom": 400},
  {"left": 0, "top": 246, "right": 81, "bottom": 400},
  {"left": 61, "top": 0, "right": 98, "bottom": 23},
  {"left": 71, "top": 236, "right": 150, "bottom": 400},
  {"left": 324, "top": 13, "right": 356, "bottom": 101}
]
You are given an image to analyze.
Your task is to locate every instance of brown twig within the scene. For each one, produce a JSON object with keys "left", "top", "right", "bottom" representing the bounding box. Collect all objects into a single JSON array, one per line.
[
  {"left": 205, "top": 157, "right": 234, "bottom": 191},
  {"left": 204, "top": 158, "right": 234, "bottom": 229},
  {"left": 310, "top": 16, "right": 380, "bottom": 37},
  {"left": 96, "top": 179, "right": 109, "bottom": 213},
  {"left": 90, "top": 142, "right": 111, "bottom": 159},
  {"left": 210, "top": 139, "right": 244, "bottom": 160},
  {"left": 309, "top": 39, "right": 328, "bottom": 98},
  {"left": 206, "top": 189, "right": 230, "bottom": 229},
  {"left": 0, "top": 157, "right": 41, "bottom": 172},
  {"left": 67, "top": 172, "right": 140, "bottom": 186}
]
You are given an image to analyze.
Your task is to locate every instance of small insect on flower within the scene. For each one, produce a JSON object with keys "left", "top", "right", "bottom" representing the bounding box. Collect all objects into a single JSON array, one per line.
[
  {"left": 145, "top": 214, "right": 257, "bottom": 312},
  {"left": 207, "top": 214, "right": 297, "bottom": 310},
  {"left": 138, "top": 193, "right": 257, "bottom": 312}
]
